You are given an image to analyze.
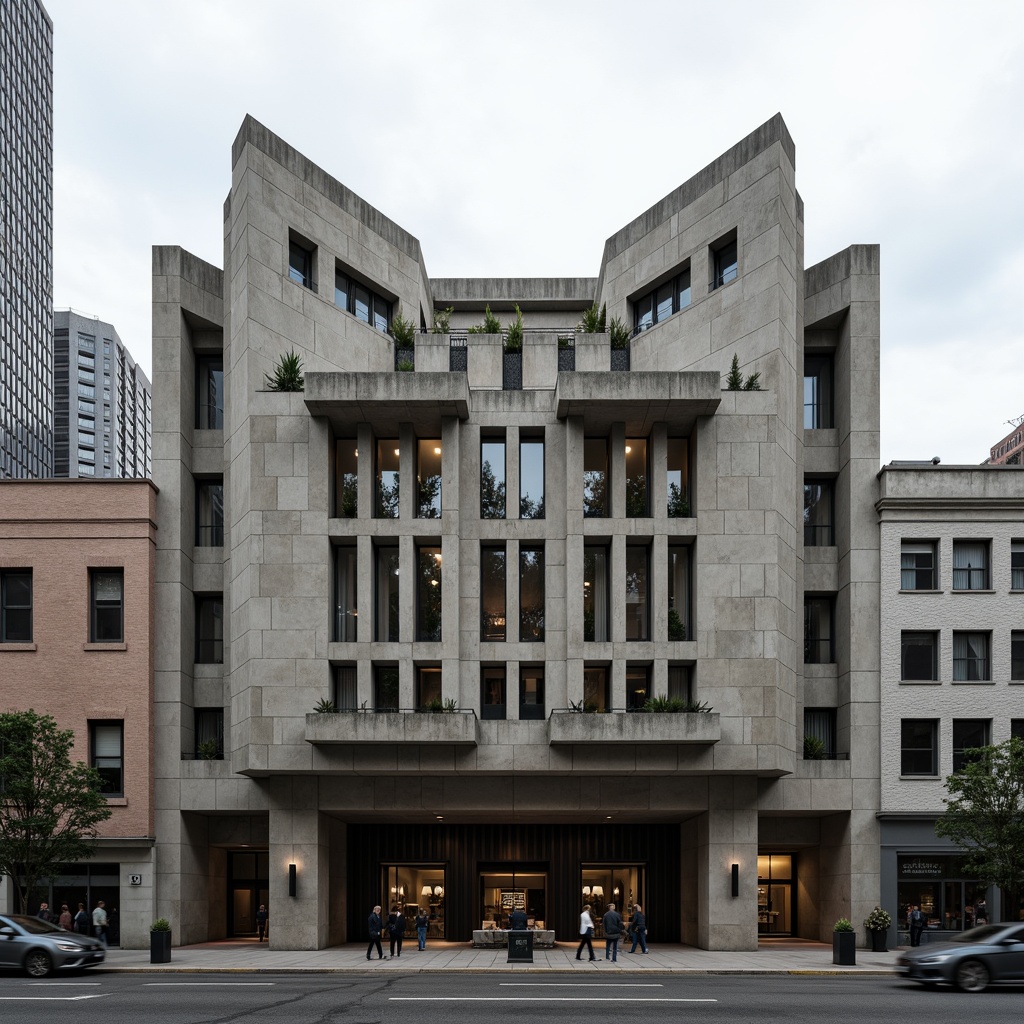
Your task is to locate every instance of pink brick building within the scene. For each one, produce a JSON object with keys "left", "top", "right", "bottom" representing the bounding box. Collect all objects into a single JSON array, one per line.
[
  {"left": 0, "top": 479, "right": 157, "bottom": 948},
  {"left": 989, "top": 419, "right": 1024, "bottom": 465}
]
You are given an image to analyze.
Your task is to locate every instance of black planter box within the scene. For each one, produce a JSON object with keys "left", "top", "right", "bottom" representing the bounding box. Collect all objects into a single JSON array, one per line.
[
  {"left": 557, "top": 347, "right": 575, "bottom": 371},
  {"left": 832, "top": 930, "right": 856, "bottom": 965},
  {"left": 610, "top": 347, "right": 630, "bottom": 371},
  {"left": 150, "top": 930, "right": 172, "bottom": 964},
  {"left": 394, "top": 345, "right": 415, "bottom": 370},
  {"left": 869, "top": 928, "right": 888, "bottom": 952},
  {"left": 503, "top": 350, "right": 522, "bottom": 390}
]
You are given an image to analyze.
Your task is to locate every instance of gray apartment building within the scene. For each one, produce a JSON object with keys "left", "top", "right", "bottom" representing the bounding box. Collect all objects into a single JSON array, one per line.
[
  {"left": 152, "top": 113, "right": 882, "bottom": 951},
  {"left": 0, "top": 0, "right": 53, "bottom": 478},
  {"left": 53, "top": 309, "right": 152, "bottom": 479}
]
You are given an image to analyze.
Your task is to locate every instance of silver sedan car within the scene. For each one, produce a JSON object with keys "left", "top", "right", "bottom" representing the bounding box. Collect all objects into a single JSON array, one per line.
[
  {"left": 0, "top": 914, "right": 106, "bottom": 977},
  {"left": 897, "top": 922, "right": 1024, "bottom": 992}
]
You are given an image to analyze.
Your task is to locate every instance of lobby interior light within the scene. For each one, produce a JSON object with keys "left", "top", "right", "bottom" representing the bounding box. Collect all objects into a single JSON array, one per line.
[
  {"left": 421, "top": 885, "right": 432, "bottom": 897},
  {"left": 591, "top": 885, "right": 604, "bottom": 898}
]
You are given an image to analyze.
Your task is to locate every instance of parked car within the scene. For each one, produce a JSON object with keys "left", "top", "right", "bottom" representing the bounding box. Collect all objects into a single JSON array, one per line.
[
  {"left": 0, "top": 914, "right": 105, "bottom": 977},
  {"left": 897, "top": 922, "right": 1024, "bottom": 992}
]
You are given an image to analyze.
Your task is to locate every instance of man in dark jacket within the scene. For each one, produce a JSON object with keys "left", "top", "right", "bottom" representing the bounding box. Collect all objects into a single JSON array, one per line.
[
  {"left": 367, "top": 905, "right": 385, "bottom": 960},
  {"left": 628, "top": 904, "right": 648, "bottom": 953},
  {"left": 602, "top": 902, "right": 624, "bottom": 962},
  {"left": 388, "top": 906, "right": 406, "bottom": 957},
  {"left": 508, "top": 906, "right": 528, "bottom": 930}
]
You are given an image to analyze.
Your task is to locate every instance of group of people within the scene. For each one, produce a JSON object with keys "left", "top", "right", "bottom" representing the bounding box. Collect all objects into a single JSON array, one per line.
[
  {"left": 367, "top": 905, "right": 432, "bottom": 960},
  {"left": 577, "top": 902, "right": 648, "bottom": 962},
  {"left": 37, "top": 900, "right": 111, "bottom": 947}
]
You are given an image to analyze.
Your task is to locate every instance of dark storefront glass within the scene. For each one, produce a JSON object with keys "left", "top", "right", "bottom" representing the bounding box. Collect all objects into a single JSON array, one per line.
[
  {"left": 757, "top": 854, "right": 794, "bottom": 935},
  {"left": 382, "top": 865, "right": 446, "bottom": 939},
  {"left": 897, "top": 855, "right": 989, "bottom": 932}
]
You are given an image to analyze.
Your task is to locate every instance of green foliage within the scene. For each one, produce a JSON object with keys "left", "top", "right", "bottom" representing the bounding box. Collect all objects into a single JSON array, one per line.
[
  {"left": 468, "top": 305, "right": 504, "bottom": 335},
  {"left": 390, "top": 312, "right": 416, "bottom": 347},
  {"left": 609, "top": 317, "right": 631, "bottom": 350},
  {"left": 725, "top": 353, "right": 744, "bottom": 390},
  {"left": 338, "top": 474, "right": 358, "bottom": 518},
  {"left": 625, "top": 472, "right": 647, "bottom": 517},
  {"left": 443, "top": 698, "right": 458, "bottom": 714},
  {"left": 417, "top": 474, "right": 442, "bottom": 519},
  {"left": 803, "top": 735, "right": 827, "bottom": 760},
  {"left": 833, "top": 918, "right": 854, "bottom": 932},
  {"left": 264, "top": 349, "right": 305, "bottom": 392},
  {"left": 396, "top": 358, "right": 415, "bottom": 372},
  {"left": 377, "top": 472, "right": 400, "bottom": 519},
  {"left": 197, "top": 739, "right": 220, "bottom": 760},
  {"left": 667, "top": 482, "right": 690, "bottom": 518},
  {"left": 743, "top": 370, "right": 762, "bottom": 391},
  {"left": 480, "top": 459, "right": 506, "bottom": 519},
  {"left": 668, "top": 608, "right": 687, "bottom": 641},
  {"left": 313, "top": 698, "right": 338, "bottom": 714},
  {"left": 431, "top": 306, "right": 454, "bottom": 334},
  {"left": 569, "top": 700, "right": 599, "bottom": 714},
  {"left": 577, "top": 302, "right": 607, "bottom": 334},
  {"left": 505, "top": 304, "right": 524, "bottom": 351},
  {"left": 638, "top": 696, "right": 712, "bottom": 713},
  {"left": 0, "top": 710, "right": 114, "bottom": 913},
  {"left": 935, "top": 737, "right": 1024, "bottom": 898},
  {"left": 558, "top": 335, "right": 575, "bottom": 349},
  {"left": 864, "top": 906, "right": 892, "bottom": 931},
  {"left": 150, "top": 918, "right": 171, "bottom": 932},
  {"left": 424, "top": 697, "right": 444, "bottom": 713}
]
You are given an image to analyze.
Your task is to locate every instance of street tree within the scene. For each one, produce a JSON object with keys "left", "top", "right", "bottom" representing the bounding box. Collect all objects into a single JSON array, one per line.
[
  {"left": 935, "top": 736, "right": 1024, "bottom": 914},
  {"left": 0, "top": 709, "right": 112, "bottom": 913}
]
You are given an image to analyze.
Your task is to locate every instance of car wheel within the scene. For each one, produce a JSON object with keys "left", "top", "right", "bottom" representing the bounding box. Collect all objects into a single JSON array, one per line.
[
  {"left": 24, "top": 949, "right": 53, "bottom": 978},
  {"left": 954, "top": 959, "right": 989, "bottom": 993}
]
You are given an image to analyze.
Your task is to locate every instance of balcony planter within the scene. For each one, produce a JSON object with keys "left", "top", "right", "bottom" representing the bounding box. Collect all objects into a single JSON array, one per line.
[
  {"left": 449, "top": 336, "right": 467, "bottom": 372},
  {"left": 548, "top": 710, "right": 720, "bottom": 745},
  {"left": 394, "top": 345, "right": 415, "bottom": 371},
  {"left": 610, "top": 347, "right": 630, "bottom": 371},
  {"left": 557, "top": 340, "right": 575, "bottom": 371},
  {"left": 305, "top": 710, "right": 478, "bottom": 746}
]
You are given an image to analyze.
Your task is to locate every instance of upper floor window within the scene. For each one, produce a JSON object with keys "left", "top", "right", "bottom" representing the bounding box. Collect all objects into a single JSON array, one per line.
[
  {"left": 952, "top": 541, "right": 989, "bottom": 591},
  {"left": 90, "top": 569, "right": 123, "bottom": 643},
  {"left": 481, "top": 546, "right": 507, "bottom": 642},
  {"left": 667, "top": 546, "right": 690, "bottom": 641},
  {"left": 417, "top": 440, "right": 442, "bottom": 519},
  {"left": 633, "top": 267, "right": 691, "bottom": 335},
  {"left": 375, "top": 546, "right": 400, "bottom": 643},
  {"left": 415, "top": 666, "right": 442, "bottom": 711},
  {"left": 626, "top": 665, "right": 650, "bottom": 710},
  {"left": 1013, "top": 630, "right": 1024, "bottom": 681},
  {"left": 482, "top": 665, "right": 506, "bottom": 720},
  {"left": 196, "top": 356, "right": 223, "bottom": 430},
  {"left": 953, "top": 631, "right": 990, "bottom": 681},
  {"left": 900, "top": 719, "right": 938, "bottom": 776},
  {"left": 804, "top": 708, "right": 837, "bottom": 759},
  {"left": 520, "top": 546, "right": 545, "bottom": 642},
  {"left": 668, "top": 664, "right": 692, "bottom": 702},
  {"left": 335, "top": 267, "right": 390, "bottom": 333},
  {"left": 666, "top": 438, "right": 690, "bottom": 517},
  {"left": 1013, "top": 540, "right": 1024, "bottom": 590},
  {"left": 519, "top": 665, "right": 545, "bottom": 720},
  {"left": 625, "top": 546, "right": 649, "bottom": 641},
  {"left": 804, "top": 596, "right": 834, "bottom": 664},
  {"left": 711, "top": 235, "right": 738, "bottom": 289},
  {"left": 583, "top": 438, "right": 608, "bottom": 518},
  {"left": 374, "top": 665, "right": 399, "bottom": 711},
  {"left": 288, "top": 237, "right": 315, "bottom": 290},
  {"left": 196, "top": 479, "right": 224, "bottom": 546},
  {"left": 583, "top": 546, "right": 609, "bottom": 642},
  {"left": 901, "top": 541, "right": 936, "bottom": 590},
  {"left": 376, "top": 441, "right": 400, "bottom": 519},
  {"left": 804, "top": 480, "right": 835, "bottom": 546},
  {"left": 480, "top": 439, "right": 506, "bottom": 519},
  {"left": 417, "top": 546, "right": 442, "bottom": 643},
  {"left": 520, "top": 438, "right": 545, "bottom": 519},
  {"left": 335, "top": 440, "right": 358, "bottom": 518},
  {"left": 1, "top": 570, "right": 32, "bottom": 643},
  {"left": 804, "top": 353, "right": 833, "bottom": 429},
  {"left": 90, "top": 720, "right": 124, "bottom": 797},
  {"left": 952, "top": 719, "right": 991, "bottom": 772},
  {"left": 901, "top": 631, "right": 938, "bottom": 681},
  {"left": 583, "top": 666, "right": 609, "bottom": 712},
  {"left": 194, "top": 707, "right": 224, "bottom": 760},
  {"left": 334, "top": 666, "right": 358, "bottom": 711},
  {"left": 335, "top": 546, "right": 357, "bottom": 643},
  {"left": 195, "top": 595, "right": 223, "bottom": 664},
  {"left": 625, "top": 439, "right": 648, "bottom": 517}
]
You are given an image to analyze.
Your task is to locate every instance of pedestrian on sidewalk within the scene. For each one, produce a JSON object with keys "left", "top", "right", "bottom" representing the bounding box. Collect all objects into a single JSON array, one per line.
[
  {"left": 388, "top": 906, "right": 406, "bottom": 958},
  {"left": 256, "top": 904, "right": 268, "bottom": 942},
  {"left": 367, "top": 905, "right": 384, "bottom": 960},
  {"left": 74, "top": 903, "right": 89, "bottom": 935},
  {"left": 908, "top": 904, "right": 924, "bottom": 947},
  {"left": 92, "top": 901, "right": 108, "bottom": 948},
  {"left": 37, "top": 902, "right": 52, "bottom": 922},
  {"left": 415, "top": 907, "right": 429, "bottom": 950},
  {"left": 576, "top": 903, "right": 597, "bottom": 961},
  {"left": 628, "top": 904, "right": 648, "bottom": 953},
  {"left": 58, "top": 904, "right": 73, "bottom": 930},
  {"left": 602, "top": 902, "right": 623, "bottom": 962}
]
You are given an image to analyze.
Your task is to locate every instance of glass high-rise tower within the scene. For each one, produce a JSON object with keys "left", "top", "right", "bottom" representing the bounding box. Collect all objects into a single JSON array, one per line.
[{"left": 1, "top": 0, "right": 53, "bottom": 478}]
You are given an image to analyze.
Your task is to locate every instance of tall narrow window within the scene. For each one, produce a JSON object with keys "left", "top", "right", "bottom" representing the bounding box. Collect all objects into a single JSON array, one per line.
[
  {"left": 416, "top": 666, "right": 442, "bottom": 709},
  {"left": 195, "top": 595, "right": 223, "bottom": 663},
  {"left": 194, "top": 708, "right": 224, "bottom": 759},
  {"left": 375, "top": 546, "right": 400, "bottom": 642},
  {"left": 335, "top": 441, "right": 358, "bottom": 518},
  {"left": 1, "top": 570, "right": 32, "bottom": 643},
  {"left": 625, "top": 439, "right": 648, "bottom": 517},
  {"left": 953, "top": 541, "right": 989, "bottom": 590},
  {"left": 953, "top": 632, "right": 990, "bottom": 680},
  {"left": 1012, "top": 541, "right": 1024, "bottom": 590},
  {"left": 711, "top": 237, "right": 738, "bottom": 288},
  {"left": 520, "top": 438, "right": 545, "bottom": 519},
  {"left": 667, "top": 665, "right": 692, "bottom": 702},
  {"left": 625, "top": 546, "right": 649, "bottom": 641},
  {"left": 90, "top": 569, "right": 124, "bottom": 643},
  {"left": 480, "top": 439, "right": 506, "bottom": 519},
  {"left": 667, "top": 546, "right": 690, "bottom": 641},
  {"left": 90, "top": 721, "right": 124, "bottom": 796},
  {"left": 335, "top": 546, "right": 358, "bottom": 642},
  {"left": 1013, "top": 631, "right": 1024, "bottom": 681},
  {"left": 417, "top": 440, "right": 442, "bottom": 519},
  {"left": 583, "top": 546, "right": 609, "bottom": 642},
  {"left": 374, "top": 665, "right": 399, "bottom": 711},
  {"left": 583, "top": 439, "right": 608, "bottom": 518},
  {"left": 519, "top": 666, "right": 545, "bottom": 720},
  {"left": 288, "top": 237, "right": 314, "bottom": 289},
  {"left": 901, "top": 541, "right": 936, "bottom": 590},
  {"left": 481, "top": 666, "right": 506, "bottom": 720},
  {"left": 804, "top": 480, "right": 835, "bottom": 546},
  {"left": 901, "top": 719, "right": 938, "bottom": 776},
  {"left": 196, "top": 356, "right": 223, "bottom": 430},
  {"left": 583, "top": 666, "right": 609, "bottom": 712},
  {"left": 417, "top": 546, "right": 442, "bottom": 642},
  {"left": 953, "top": 719, "right": 990, "bottom": 772},
  {"left": 804, "top": 353, "right": 833, "bottom": 429},
  {"left": 333, "top": 666, "right": 357, "bottom": 711},
  {"left": 626, "top": 665, "right": 650, "bottom": 710},
  {"left": 666, "top": 438, "right": 689, "bottom": 517},
  {"left": 481, "top": 546, "right": 507, "bottom": 642},
  {"left": 519, "top": 546, "right": 545, "bottom": 642},
  {"left": 804, "top": 708, "right": 837, "bottom": 758},
  {"left": 803, "top": 596, "right": 833, "bottom": 664},
  {"left": 196, "top": 479, "right": 224, "bottom": 546},
  {"left": 376, "top": 441, "right": 400, "bottom": 518}
]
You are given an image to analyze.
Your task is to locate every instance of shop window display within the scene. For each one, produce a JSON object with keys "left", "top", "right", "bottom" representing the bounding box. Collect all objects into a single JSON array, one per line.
[{"left": 381, "top": 865, "right": 446, "bottom": 939}]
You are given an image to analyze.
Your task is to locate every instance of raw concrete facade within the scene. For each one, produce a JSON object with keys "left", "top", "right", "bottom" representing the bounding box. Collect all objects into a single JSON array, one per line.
[{"left": 152, "top": 113, "right": 881, "bottom": 950}]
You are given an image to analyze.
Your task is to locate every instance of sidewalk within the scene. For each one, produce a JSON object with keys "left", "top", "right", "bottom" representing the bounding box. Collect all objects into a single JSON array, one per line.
[{"left": 98, "top": 938, "right": 901, "bottom": 975}]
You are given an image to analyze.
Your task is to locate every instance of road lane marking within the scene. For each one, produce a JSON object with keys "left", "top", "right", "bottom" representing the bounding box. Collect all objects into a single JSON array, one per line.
[
  {"left": 144, "top": 982, "right": 276, "bottom": 986},
  {"left": 29, "top": 982, "right": 102, "bottom": 986},
  {"left": 0, "top": 995, "right": 109, "bottom": 1001},
  {"left": 500, "top": 983, "right": 664, "bottom": 987},
  {"left": 390, "top": 997, "right": 716, "bottom": 1003}
]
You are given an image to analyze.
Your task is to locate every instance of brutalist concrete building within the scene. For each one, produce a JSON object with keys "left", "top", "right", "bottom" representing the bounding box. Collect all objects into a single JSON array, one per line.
[{"left": 152, "top": 113, "right": 881, "bottom": 950}]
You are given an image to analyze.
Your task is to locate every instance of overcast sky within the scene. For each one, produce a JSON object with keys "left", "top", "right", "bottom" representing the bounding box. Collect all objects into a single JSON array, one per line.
[{"left": 46, "top": 0, "right": 1024, "bottom": 465}]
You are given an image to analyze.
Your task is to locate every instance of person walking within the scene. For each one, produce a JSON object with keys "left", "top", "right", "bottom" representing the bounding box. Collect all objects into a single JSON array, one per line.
[
  {"left": 628, "top": 904, "right": 648, "bottom": 953},
  {"left": 602, "top": 902, "right": 624, "bottom": 962},
  {"left": 414, "top": 907, "right": 429, "bottom": 950},
  {"left": 74, "top": 903, "right": 89, "bottom": 935},
  {"left": 576, "top": 903, "right": 597, "bottom": 961},
  {"left": 256, "top": 904, "right": 268, "bottom": 942},
  {"left": 58, "top": 904, "right": 73, "bottom": 931},
  {"left": 387, "top": 906, "right": 406, "bottom": 958},
  {"left": 92, "top": 901, "right": 109, "bottom": 948},
  {"left": 367, "top": 905, "right": 385, "bottom": 960},
  {"left": 36, "top": 902, "right": 52, "bottom": 922},
  {"left": 908, "top": 904, "right": 924, "bottom": 947}
]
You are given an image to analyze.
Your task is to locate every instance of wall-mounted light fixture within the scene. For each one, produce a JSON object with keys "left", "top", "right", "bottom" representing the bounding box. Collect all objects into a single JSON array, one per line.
[
  {"left": 288, "top": 863, "right": 297, "bottom": 898},
  {"left": 731, "top": 863, "right": 739, "bottom": 898}
]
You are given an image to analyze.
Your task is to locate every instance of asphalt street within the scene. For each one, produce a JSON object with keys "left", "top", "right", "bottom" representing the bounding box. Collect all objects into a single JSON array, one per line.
[{"left": 1, "top": 973, "right": 1024, "bottom": 1024}]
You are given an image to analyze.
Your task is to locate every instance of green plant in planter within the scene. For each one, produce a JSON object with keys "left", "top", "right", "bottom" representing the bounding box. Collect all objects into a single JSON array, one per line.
[
  {"left": 396, "top": 358, "right": 415, "bottom": 372},
  {"left": 577, "top": 302, "right": 607, "bottom": 334},
  {"left": 558, "top": 335, "right": 574, "bottom": 349},
  {"left": 725, "top": 352, "right": 762, "bottom": 391},
  {"left": 424, "top": 697, "right": 444, "bottom": 713},
  {"left": 431, "top": 306, "right": 454, "bottom": 334},
  {"left": 639, "top": 696, "right": 686, "bottom": 713},
  {"left": 803, "top": 735, "right": 827, "bottom": 760},
  {"left": 505, "top": 304, "right": 524, "bottom": 351},
  {"left": 469, "top": 305, "right": 503, "bottom": 334},
  {"left": 264, "top": 350, "right": 304, "bottom": 392},
  {"left": 743, "top": 370, "right": 762, "bottom": 391},
  {"left": 197, "top": 739, "right": 219, "bottom": 761},
  {"left": 313, "top": 698, "right": 338, "bottom": 714},
  {"left": 390, "top": 312, "right": 415, "bottom": 347},
  {"left": 609, "top": 317, "right": 630, "bottom": 350},
  {"left": 668, "top": 608, "right": 687, "bottom": 641},
  {"left": 151, "top": 918, "right": 171, "bottom": 932},
  {"left": 442, "top": 698, "right": 458, "bottom": 714},
  {"left": 833, "top": 918, "right": 854, "bottom": 932},
  {"left": 864, "top": 906, "right": 892, "bottom": 931},
  {"left": 569, "top": 700, "right": 599, "bottom": 713}
]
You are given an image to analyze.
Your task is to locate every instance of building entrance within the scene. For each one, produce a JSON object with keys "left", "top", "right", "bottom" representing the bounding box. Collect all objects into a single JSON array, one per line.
[
  {"left": 479, "top": 864, "right": 548, "bottom": 930},
  {"left": 228, "top": 850, "right": 268, "bottom": 937},
  {"left": 757, "top": 853, "right": 794, "bottom": 935}
]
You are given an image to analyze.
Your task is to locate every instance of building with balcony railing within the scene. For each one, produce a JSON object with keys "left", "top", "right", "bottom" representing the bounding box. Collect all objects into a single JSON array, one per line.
[{"left": 152, "top": 113, "right": 881, "bottom": 950}]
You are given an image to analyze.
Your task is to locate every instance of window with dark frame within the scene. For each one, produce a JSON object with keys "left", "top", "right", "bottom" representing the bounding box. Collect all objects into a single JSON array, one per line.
[
  {"left": 583, "top": 665, "right": 609, "bottom": 712},
  {"left": 196, "top": 478, "right": 224, "bottom": 546},
  {"left": 90, "top": 569, "right": 123, "bottom": 643},
  {"left": 583, "top": 546, "right": 609, "bottom": 642},
  {"left": 375, "top": 545, "right": 400, "bottom": 642},
  {"left": 804, "top": 480, "right": 835, "bottom": 546},
  {"left": 417, "top": 439, "right": 442, "bottom": 519},
  {"left": 901, "top": 632, "right": 938, "bottom": 681},
  {"left": 953, "top": 631, "right": 990, "bottom": 681},
  {"left": 804, "top": 353, "right": 833, "bottom": 429},
  {"left": 901, "top": 719, "right": 938, "bottom": 776},
  {"left": 1012, "top": 541, "right": 1024, "bottom": 590},
  {"left": 803, "top": 596, "right": 834, "bottom": 664},
  {"left": 625, "top": 439, "right": 649, "bottom": 517},
  {"left": 90, "top": 720, "right": 124, "bottom": 796},
  {"left": 195, "top": 356, "right": 223, "bottom": 430},
  {"left": 711, "top": 236, "right": 738, "bottom": 289},
  {"left": 481, "top": 546, "right": 507, "bottom": 642},
  {"left": 374, "top": 665, "right": 399, "bottom": 711},
  {"left": 1013, "top": 631, "right": 1024, "bottom": 681},
  {"left": 667, "top": 665, "right": 692, "bottom": 702},
  {"left": 901, "top": 541, "right": 936, "bottom": 590},
  {"left": 417, "top": 546, "right": 442, "bottom": 643},
  {"left": 519, "top": 665, "right": 544, "bottom": 720},
  {"left": 1, "top": 569, "right": 32, "bottom": 643},
  {"left": 633, "top": 266, "right": 692, "bottom": 335},
  {"left": 334, "top": 546, "right": 358, "bottom": 642},
  {"left": 952, "top": 541, "right": 989, "bottom": 591},
  {"left": 415, "top": 666, "right": 442, "bottom": 709},
  {"left": 519, "top": 545, "right": 545, "bottom": 642},
  {"left": 195, "top": 595, "right": 223, "bottom": 664},
  {"left": 804, "top": 708, "right": 837, "bottom": 758},
  {"left": 480, "top": 439, "right": 506, "bottom": 519},
  {"left": 288, "top": 237, "right": 314, "bottom": 290},
  {"left": 583, "top": 438, "right": 608, "bottom": 518},
  {"left": 952, "top": 719, "right": 990, "bottom": 772},
  {"left": 481, "top": 665, "right": 506, "bottom": 720},
  {"left": 625, "top": 546, "right": 650, "bottom": 641},
  {"left": 1012, "top": 719, "right": 1024, "bottom": 740},
  {"left": 334, "top": 665, "right": 357, "bottom": 711},
  {"left": 519, "top": 437, "right": 545, "bottom": 519},
  {"left": 334, "top": 266, "right": 391, "bottom": 333},
  {"left": 376, "top": 440, "right": 400, "bottom": 519},
  {"left": 194, "top": 707, "right": 224, "bottom": 759},
  {"left": 626, "top": 665, "right": 650, "bottom": 710}
]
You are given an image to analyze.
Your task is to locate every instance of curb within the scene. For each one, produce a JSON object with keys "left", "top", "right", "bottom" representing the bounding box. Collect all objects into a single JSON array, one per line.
[{"left": 95, "top": 966, "right": 899, "bottom": 977}]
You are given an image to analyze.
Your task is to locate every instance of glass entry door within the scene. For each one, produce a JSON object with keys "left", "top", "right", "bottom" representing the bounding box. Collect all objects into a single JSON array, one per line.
[
  {"left": 228, "top": 850, "right": 269, "bottom": 937},
  {"left": 757, "top": 854, "right": 794, "bottom": 935},
  {"left": 479, "top": 864, "right": 547, "bottom": 930}
]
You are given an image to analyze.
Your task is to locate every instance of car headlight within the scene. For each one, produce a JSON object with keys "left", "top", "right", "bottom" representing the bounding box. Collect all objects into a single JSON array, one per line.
[
  {"left": 919, "top": 954, "right": 953, "bottom": 964},
  {"left": 55, "top": 941, "right": 85, "bottom": 952}
]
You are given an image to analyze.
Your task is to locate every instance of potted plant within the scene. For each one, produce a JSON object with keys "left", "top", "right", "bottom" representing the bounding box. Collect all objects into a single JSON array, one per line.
[
  {"left": 150, "top": 918, "right": 172, "bottom": 964},
  {"left": 832, "top": 917, "right": 855, "bottom": 965},
  {"left": 609, "top": 317, "right": 630, "bottom": 370},
  {"left": 390, "top": 312, "right": 415, "bottom": 369},
  {"left": 864, "top": 906, "right": 892, "bottom": 952},
  {"left": 503, "top": 305, "right": 524, "bottom": 390},
  {"left": 264, "top": 350, "right": 304, "bottom": 392}
]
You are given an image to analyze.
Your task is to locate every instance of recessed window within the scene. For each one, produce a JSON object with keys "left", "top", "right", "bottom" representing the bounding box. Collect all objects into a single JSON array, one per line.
[
  {"left": 195, "top": 595, "right": 223, "bottom": 664},
  {"left": 519, "top": 546, "right": 545, "bottom": 642},
  {"left": 480, "top": 439, "right": 506, "bottom": 519},
  {"left": 804, "top": 353, "right": 833, "bottom": 429},
  {"left": 625, "top": 439, "right": 648, "bottom": 517},
  {"left": 196, "top": 356, "right": 224, "bottom": 430},
  {"left": 335, "top": 440, "right": 358, "bottom": 518},
  {"left": 334, "top": 267, "right": 390, "bottom": 333},
  {"left": 1, "top": 570, "right": 32, "bottom": 643},
  {"left": 334, "top": 666, "right": 358, "bottom": 711},
  {"left": 375, "top": 546, "right": 400, "bottom": 642},
  {"left": 519, "top": 665, "right": 545, "bottom": 720},
  {"left": 376, "top": 440, "right": 400, "bottom": 518},
  {"left": 374, "top": 665, "right": 399, "bottom": 711},
  {"left": 1012, "top": 631, "right": 1024, "bottom": 681},
  {"left": 666, "top": 438, "right": 690, "bottom": 517},
  {"left": 1012, "top": 541, "right": 1024, "bottom": 590},
  {"left": 953, "top": 631, "right": 990, "bottom": 681},
  {"left": 481, "top": 546, "right": 507, "bottom": 642},
  {"left": 417, "top": 440, "right": 442, "bottom": 519},
  {"left": 90, "top": 721, "right": 124, "bottom": 796},
  {"left": 953, "top": 541, "right": 989, "bottom": 591},
  {"left": 334, "top": 546, "right": 358, "bottom": 642},
  {"left": 90, "top": 569, "right": 123, "bottom": 643},
  {"left": 804, "top": 480, "right": 835, "bottom": 546},
  {"left": 901, "top": 541, "right": 936, "bottom": 590},
  {"left": 415, "top": 666, "right": 442, "bottom": 710},
  {"left": 288, "top": 236, "right": 315, "bottom": 290},
  {"left": 667, "top": 546, "right": 690, "bottom": 641},
  {"left": 1012, "top": 719, "right": 1024, "bottom": 740},
  {"left": 520, "top": 438, "right": 545, "bottom": 519},
  {"left": 901, "top": 632, "right": 938, "bottom": 681},
  {"left": 583, "top": 546, "right": 609, "bottom": 642},
  {"left": 901, "top": 719, "right": 938, "bottom": 776},
  {"left": 481, "top": 665, "right": 506, "bottom": 720},
  {"left": 953, "top": 719, "right": 990, "bottom": 772},
  {"left": 667, "top": 665, "right": 692, "bottom": 702},
  {"left": 194, "top": 708, "right": 224, "bottom": 759},
  {"left": 804, "top": 596, "right": 834, "bottom": 664},
  {"left": 583, "top": 666, "right": 609, "bottom": 712},
  {"left": 633, "top": 267, "right": 692, "bottom": 335},
  {"left": 583, "top": 438, "right": 608, "bottom": 518},
  {"left": 626, "top": 665, "right": 650, "bottom": 710},
  {"left": 417, "top": 546, "right": 442, "bottom": 643},
  {"left": 804, "top": 708, "right": 837, "bottom": 759},
  {"left": 711, "top": 235, "right": 738, "bottom": 289},
  {"left": 196, "top": 479, "right": 224, "bottom": 546},
  {"left": 625, "top": 546, "right": 650, "bottom": 641}
]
